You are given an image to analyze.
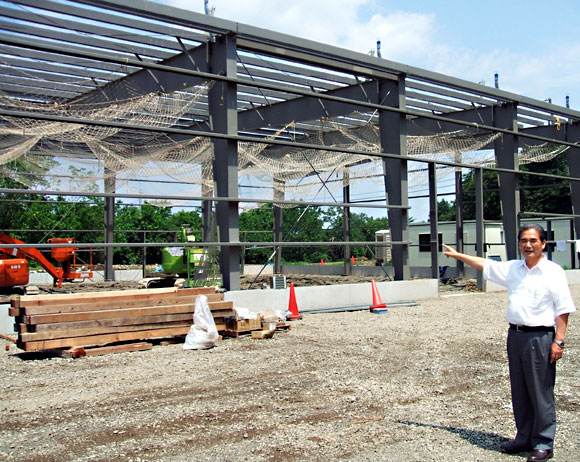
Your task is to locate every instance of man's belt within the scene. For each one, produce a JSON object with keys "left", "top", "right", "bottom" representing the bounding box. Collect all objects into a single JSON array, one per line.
[{"left": 509, "top": 324, "right": 555, "bottom": 332}]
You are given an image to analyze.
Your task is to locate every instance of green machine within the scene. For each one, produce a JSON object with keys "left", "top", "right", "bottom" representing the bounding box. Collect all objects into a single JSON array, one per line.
[
  {"left": 161, "top": 225, "right": 205, "bottom": 276},
  {"left": 156, "top": 225, "right": 219, "bottom": 288}
]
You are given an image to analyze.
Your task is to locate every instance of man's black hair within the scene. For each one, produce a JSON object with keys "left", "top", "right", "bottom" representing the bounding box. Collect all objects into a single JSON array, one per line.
[{"left": 518, "top": 224, "right": 547, "bottom": 242}]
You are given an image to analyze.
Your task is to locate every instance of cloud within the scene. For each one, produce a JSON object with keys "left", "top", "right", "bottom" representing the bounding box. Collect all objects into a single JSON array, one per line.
[
  {"left": 164, "top": 0, "right": 575, "bottom": 105},
  {"left": 167, "top": 0, "right": 436, "bottom": 57}
]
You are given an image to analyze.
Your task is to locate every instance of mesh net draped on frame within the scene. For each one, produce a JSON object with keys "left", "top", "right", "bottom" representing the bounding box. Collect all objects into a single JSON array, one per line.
[{"left": 0, "top": 76, "right": 568, "bottom": 208}]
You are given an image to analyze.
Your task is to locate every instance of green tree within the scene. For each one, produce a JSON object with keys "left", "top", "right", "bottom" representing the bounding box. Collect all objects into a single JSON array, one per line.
[
  {"left": 239, "top": 204, "right": 275, "bottom": 264},
  {"left": 0, "top": 156, "right": 59, "bottom": 237},
  {"left": 519, "top": 154, "right": 571, "bottom": 216},
  {"left": 462, "top": 154, "right": 571, "bottom": 220},
  {"left": 437, "top": 198, "right": 456, "bottom": 221},
  {"left": 114, "top": 204, "right": 175, "bottom": 264},
  {"left": 316, "top": 207, "right": 390, "bottom": 262},
  {"left": 281, "top": 206, "right": 327, "bottom": 263}
]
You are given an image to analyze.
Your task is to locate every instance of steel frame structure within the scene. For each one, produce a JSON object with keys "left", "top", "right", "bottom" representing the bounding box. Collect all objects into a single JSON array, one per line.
[{"left": 1, "top": 0, "right": 579, "bottom": 290}]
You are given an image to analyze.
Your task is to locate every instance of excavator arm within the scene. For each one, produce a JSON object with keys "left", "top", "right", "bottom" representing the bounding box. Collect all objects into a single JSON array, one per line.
[{"left": 0, "top": 233, "right": 65, "bottom": 287}]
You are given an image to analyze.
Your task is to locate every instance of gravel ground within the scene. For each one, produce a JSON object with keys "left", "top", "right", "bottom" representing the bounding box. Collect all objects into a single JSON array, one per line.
[{"left": 1, "top": 285, "right": 579, "bottom": 462}]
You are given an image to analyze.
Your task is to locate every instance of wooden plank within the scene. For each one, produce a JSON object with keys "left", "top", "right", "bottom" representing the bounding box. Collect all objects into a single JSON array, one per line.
[
  {"left": 24, "top": 303, "right": 195, "bottom": 324},
  {"left": 251, "top": 329, "right": 276, "bottom": 339},
  {"left": 209, "top": 308, "right": 236, "bottom": 318},
  {"left": 64, "top": 342, "right": 154, "bottom": 358},
  {"left": 12, "top": 286, "right": 218, "bottom": 309},
  {"left": 23, "top": 300, "right": 233, "bottom": 325},
  {"left": 19, "top": 321, "right": 193, "bottom": 342},
  {"left": 30, "top": 313, "right": 195, "bottom": 332},
  {"left": 20, "top": 292, "right": 223, "bottom": 315},
  {"left": 9, "top": 307, "right": 23, "bottom": 317},
  {"left": 13, "top": 287, "right": 179, "bottom": 308},
  {"left": 20, "top": 326, "right": 193, "bottom": 351}
]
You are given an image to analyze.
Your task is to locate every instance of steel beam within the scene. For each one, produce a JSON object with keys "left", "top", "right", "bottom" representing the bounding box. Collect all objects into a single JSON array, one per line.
[
  {"left": 494, "top": 103, "right": 520, "bottom": 260},
  {"left": 273, "top": 180, "right": 284, "bottom": 274},
  {"left": 209, "top": 33, "right": 240, "bottom": 291},
  {"left": 454, "top": 153, "right": 464, "bottom": 278},
  {"left": 409, "top": 105, "right": 494, "bottom": 134},
  {"left": 343, "top": 171, "right": 352, "bottom": 275},
  {"left": 77, "top": 42, "right": 211, "bottom": 104},
  {"left": 475, "top": 168, "right": 484, "bottom": 289},
  {"left": 428, "top": 162, "right": 439, "bottom": 280},
  {"left": 379, "top": 76, "right": 409, "bottom": 280},
  {"left": 565, "top": 123, "right": 580, "bottom": 240},
  {"left": 238, "top": 81, "right": 377, "bottom": 132},
  {"left": 103, "top": 170, "right": 115, "bottom": 281}
]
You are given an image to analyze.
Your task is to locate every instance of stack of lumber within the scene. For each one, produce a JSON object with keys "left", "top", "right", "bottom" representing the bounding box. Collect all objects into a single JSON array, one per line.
[{"left": 9, "top": 287, "right": 235, "bottom": 353}]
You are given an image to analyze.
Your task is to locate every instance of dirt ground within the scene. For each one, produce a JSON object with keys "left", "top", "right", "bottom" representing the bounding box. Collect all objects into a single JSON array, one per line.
[
  {"left": 1, "top": 283, "right": 579, "bottom": 462},
  {"left": 0, "top": 273, "right": 476, "bottom": 296}
]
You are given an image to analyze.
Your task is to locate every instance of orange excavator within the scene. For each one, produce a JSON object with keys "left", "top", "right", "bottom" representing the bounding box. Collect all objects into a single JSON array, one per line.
[{"left": 0, "top": 233, "right": 93, "bottom": 290}]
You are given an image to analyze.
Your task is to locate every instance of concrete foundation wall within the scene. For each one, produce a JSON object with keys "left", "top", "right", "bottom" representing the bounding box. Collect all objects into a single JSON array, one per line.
[
  {"left": 28, "top": 269, "right": 145, "bottom": 285},
  {"left": 225, "top": 279, "right": 439, "bottom": 313}
]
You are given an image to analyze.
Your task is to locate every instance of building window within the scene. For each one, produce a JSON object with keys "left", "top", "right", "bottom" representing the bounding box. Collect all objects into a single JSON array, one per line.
[{"left": 419, "top": 233, "right": 443, "bottom": 252}]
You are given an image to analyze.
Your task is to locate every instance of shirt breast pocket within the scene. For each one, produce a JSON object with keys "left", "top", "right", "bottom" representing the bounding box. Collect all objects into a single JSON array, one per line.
[{"left": 529, "top": 277, "right": 552, "bottom": 310}]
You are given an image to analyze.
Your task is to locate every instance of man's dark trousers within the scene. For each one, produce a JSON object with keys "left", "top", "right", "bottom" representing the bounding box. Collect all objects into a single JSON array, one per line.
[{"left": 507, "top": 328, "right": 557, "bottom": 451}]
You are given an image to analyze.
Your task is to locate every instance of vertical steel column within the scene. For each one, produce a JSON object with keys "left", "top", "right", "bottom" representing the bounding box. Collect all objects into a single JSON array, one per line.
[
  {"left": 378, "top": 76, "right": 409, "bottom": 280},
  {"left": 547, "top": 219, "right": 553, "bottom": 260},
  {"left": 273, "top": 179, "right": 284, "bottom": 274},
  {"left": 343, "top": 170, "right": 351, "bottom": 275},
  {"left": 475, "top": 168, "right": 484, "bottom": 290},
  {"left": 454, "top": 152, "right": 464, "bottom": 277},
  {"left": 208, "top": 33, "right": 240, "bottom": 291},
  {"left": 103, "top": 170, "right": 115, "bottom": 281},
  {"left": 493, "top": 103, "right": 520, "bottom": 260},
  {"left": 565, "top": 123, "right": 580, "bottom": 241},
  {"left": 428, "top": 162, "right": 439, "bottom": 280},
  {"left": 570, "top": 219, "right": 576, "bottom": 269},
  {"left": 201, "top": 161, "right": 213, "bottom": 242}
]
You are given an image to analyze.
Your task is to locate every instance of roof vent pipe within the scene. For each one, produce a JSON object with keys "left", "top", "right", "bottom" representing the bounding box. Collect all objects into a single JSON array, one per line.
[
  {"left": 376, "top": 40, "right": 382, "bottom": 58},
  {"left": 494, "top": 73, "right": 499, "bottom": 89},
  {"left": 566, "top": 95, "right": 570, "bottom": 108}
]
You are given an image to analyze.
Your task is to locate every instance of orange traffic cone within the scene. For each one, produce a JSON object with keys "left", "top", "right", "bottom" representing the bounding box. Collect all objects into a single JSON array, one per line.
[
  {"left": 351, "top": 255, "right": 355, "bottom": 265},
  {"left": 369, "top": 279, "right": 388, "bottom": 313},
  {"left": 320, "top": 259, "right": 324, "bottom": 266},
  {"left": 287, "top": 282, "right": 302, "bottom": 321}
]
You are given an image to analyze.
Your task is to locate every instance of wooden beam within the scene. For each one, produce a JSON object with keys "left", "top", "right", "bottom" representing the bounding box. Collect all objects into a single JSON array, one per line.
[
  {"left": 63, "top": 342, "right": 154, "bottom": 358},
  {"left": 20, "top": 326, "right": 193, "bottom": 351},
  {"left": 23, "top": 300, "right": 233, "bottom": 325},
  {"left": 19, "top": 321, "right": 193, "bottom": 342},
  {"left": 21, "top": 292, "right": 224, "bottom": 315}
]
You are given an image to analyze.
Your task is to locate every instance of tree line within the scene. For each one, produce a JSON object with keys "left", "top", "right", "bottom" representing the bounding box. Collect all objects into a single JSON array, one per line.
[
  {"left": 3, "top": 153, "right": 571, "bottom": 267},
  {"left": 438, "top": 154, "right": 571, "bottom": 221},
  {"left": 1, "top": 160, "right": 389, "bottom": 265}
]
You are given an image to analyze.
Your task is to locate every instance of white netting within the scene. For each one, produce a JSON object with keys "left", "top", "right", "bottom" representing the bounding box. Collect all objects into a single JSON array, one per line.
[
  {"left": 519, "top": 142, "right": 569, "bottom": 165},
  {"left": 0, "top": 63, "right": 567, "bottom": 209}
]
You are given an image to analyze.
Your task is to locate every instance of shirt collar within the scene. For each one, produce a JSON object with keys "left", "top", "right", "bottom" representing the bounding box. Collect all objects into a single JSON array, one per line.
[{"left": 519, "top": 254, "right": 546, "bottom": 271}]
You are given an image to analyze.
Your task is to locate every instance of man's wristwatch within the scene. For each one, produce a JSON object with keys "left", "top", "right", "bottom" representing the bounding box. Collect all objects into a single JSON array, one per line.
[{"left": 554, "top": 339, "right": 565, "bottom": 348}]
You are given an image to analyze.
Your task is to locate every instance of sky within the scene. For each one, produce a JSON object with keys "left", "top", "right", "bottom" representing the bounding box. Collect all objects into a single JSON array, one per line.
[
  {"left": 152, "top": 0, "right": 580, "bottom": 221},
  {"left": 162, "top": 0, "right": 579, "bottom": 105}
]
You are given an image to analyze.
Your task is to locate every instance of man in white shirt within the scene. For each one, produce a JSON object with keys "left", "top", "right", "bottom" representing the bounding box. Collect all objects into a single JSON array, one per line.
[{"left": 442, "top": 224, "right": 575, "bottom": 462}]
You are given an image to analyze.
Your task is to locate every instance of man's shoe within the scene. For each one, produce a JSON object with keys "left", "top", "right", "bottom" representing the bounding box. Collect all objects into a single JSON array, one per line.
[
  {"left": 527, "top": 449, "right": 553, "bottom": 462},
  {"left": 500, "top": 440, "right": 532, "bottom": 454}
]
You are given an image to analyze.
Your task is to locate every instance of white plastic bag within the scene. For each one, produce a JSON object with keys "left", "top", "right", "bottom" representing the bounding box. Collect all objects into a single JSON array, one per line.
[{"left": 183, "top": 295, "right": 219, "bottom": 350}]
